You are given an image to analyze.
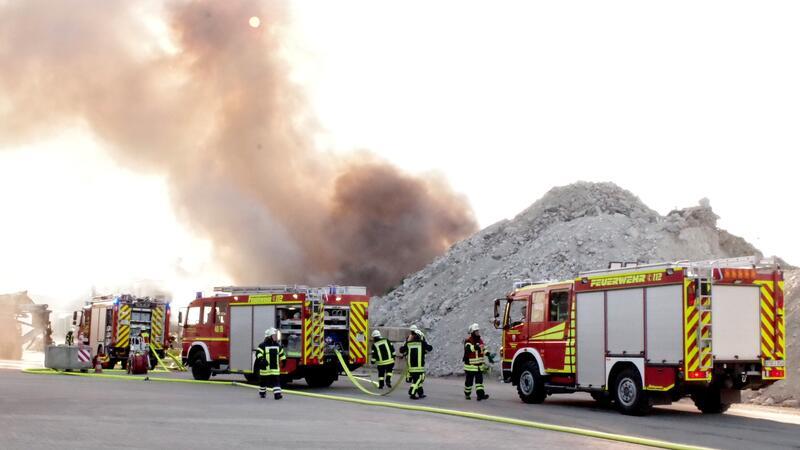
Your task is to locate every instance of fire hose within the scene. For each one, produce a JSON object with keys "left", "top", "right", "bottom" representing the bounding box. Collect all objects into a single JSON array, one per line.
[
  {"left": 333, "top": 349, "right": 407, "bottom": 397},
  {"left": 23, "top": 367, "right": 708, "bottom": 450}
]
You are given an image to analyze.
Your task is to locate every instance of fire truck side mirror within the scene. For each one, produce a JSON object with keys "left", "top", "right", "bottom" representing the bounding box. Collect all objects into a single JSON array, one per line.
[
  {"left": 178, "top": 311, "right": 183, "bottom": 326},
  {"left": 72, "top": 311, "right": 77, "bottom": 325},
  {"left": 492, "top": 299, "right": 502, "bottom": 329}
]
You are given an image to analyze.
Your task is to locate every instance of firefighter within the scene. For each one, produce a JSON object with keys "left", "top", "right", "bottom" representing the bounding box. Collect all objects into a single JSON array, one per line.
[
  {"left": 409, "top": 324, "right": 425, "bottom": 340},
  {"left": 370, "top": 330, "right": 395, "bottom": 389},
  {"left": 255, "top": 327, "right": 286, "bottom": 400},
  {"left": 463, "top": 323, "right": 489, "bottom": 401},
  {"left": 399, "top": 328, "right": 432, "bottom": 400}
]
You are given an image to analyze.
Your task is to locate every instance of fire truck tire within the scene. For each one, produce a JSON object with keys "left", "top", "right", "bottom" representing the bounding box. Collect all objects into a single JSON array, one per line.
[
  {"left": 613, "top": 368, "right": 650, "bottom": 416},
  {"left": 692, "top": 387, "right": 731, "bottom": 414},
  {"left": 305, "top": 369, "right": 336, "bottom": 388},
  {"left": 516, "top": 361, "right": 546, "bottom": 404},
  {"left": 190, "top": 353, "right": 212, "bottom": 381},
  {"left": 590, "top": 391, "right": 613, "bottom": 407}
]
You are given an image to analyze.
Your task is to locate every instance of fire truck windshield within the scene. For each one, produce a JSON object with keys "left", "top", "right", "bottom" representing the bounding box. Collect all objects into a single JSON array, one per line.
[{"left": 507, "top": 299, "right": 528, "bottom": 328}]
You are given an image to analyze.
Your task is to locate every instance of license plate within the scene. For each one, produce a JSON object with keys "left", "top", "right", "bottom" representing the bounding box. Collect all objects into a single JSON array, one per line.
[{"left": 764, "top": 359, "right": 785, "bottom": 367}]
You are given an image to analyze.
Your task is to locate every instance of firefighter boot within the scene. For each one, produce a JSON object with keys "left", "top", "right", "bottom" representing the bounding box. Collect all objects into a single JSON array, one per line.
[
  {"left": 385, "top": 374, "right": 392, "bottom": 388},
  {"left": 274, "top": 393, "right": 283, "bottom": 400},
  {"left": 408, "top": 387, "right": 418, "bottom": 400},
  {"left": 477, "top": 392, "right": 490, "bottom": 401},
  {"left": 378, "top": 379, "right": 385, "bottom": 389},
  {"left": 417, "top": 387, "right": 426, "bottom": 399},
  {"left": 259, "top": 392, "right": 266, "bottom": 399}
]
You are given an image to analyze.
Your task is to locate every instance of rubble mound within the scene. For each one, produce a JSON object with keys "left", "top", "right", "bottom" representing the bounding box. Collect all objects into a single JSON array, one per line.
[{"left": 372, "top": 181, "right": 767, "bottom": 376}]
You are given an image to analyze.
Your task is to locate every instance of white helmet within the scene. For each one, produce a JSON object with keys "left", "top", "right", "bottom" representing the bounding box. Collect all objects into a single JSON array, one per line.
[
  {"left": 264, "top": 327, "right": 278, "bottom": 338},
  {"left": 468, "top": 323, "right": 480, "bottom": 334},
  {"left": 372, "top": 330, "right": 381, "bottom": 338},
  {"left": 409, "top": 325, "right": 419, "bottom": 332}
]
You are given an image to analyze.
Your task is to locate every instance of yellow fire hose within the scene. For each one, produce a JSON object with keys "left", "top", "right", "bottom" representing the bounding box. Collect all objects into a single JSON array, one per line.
[
  {"left": 334, "top": 349, "right": 407, "bottom": 397},
  {"left": 22, "top": 367, "right": 708, "bottom": 450},
  {"left": 165, "top": 350, "right": 187, "bottom": 371},
  {"left": 149, "top": 347, "right": 173, "bottom": 372}
]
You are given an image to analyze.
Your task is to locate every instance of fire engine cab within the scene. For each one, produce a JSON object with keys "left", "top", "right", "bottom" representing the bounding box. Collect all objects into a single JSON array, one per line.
[
  {"left": 493, "top": 256, "right": 786, "bottom": 415},
  {"left": 181, "top": 285, "right": 369, "bottom": 387}
]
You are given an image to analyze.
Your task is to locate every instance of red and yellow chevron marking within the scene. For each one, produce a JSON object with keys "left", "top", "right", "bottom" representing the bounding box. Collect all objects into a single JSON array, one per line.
[
  {"left": 116, "top": 304, "right": 131, "bottom": 349},
  {"left": 754, "top": 279, "right": 786, "bottom": 380},
  {"left": 683, "top": 279, "right": 711, "bottom": 381},
  {"left": 303, "top": 301, "right": 325, "bottom": 365},
  {"left": 311, "top": 309, "right": 324, "bottom": 362},
  {"left": 349, "top": 302, "right": 368, "bottom": 363},
  {"left": 150, "top": 306, "right": 164, "bottom": 350}
]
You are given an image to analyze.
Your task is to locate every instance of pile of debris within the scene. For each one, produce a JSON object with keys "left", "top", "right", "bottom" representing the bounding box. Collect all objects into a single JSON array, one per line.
[
  {"left": 0, "top": 291, "right": 52, "bottom": 360},
  {"left": 371, "top": 182, "right": 771, "bottom": 377}
]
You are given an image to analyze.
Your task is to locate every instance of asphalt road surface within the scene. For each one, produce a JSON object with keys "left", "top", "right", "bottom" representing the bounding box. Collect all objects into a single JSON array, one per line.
[
  {"left": 0, "top": 369, "right": 633, "bottom": 450},
  {"left": 1, "top": 365, "right": 799, "bottom": 450}
]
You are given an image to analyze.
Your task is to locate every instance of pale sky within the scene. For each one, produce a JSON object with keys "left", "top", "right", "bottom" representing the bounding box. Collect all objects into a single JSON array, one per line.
[{"left": 1, "top": 1, "right": 798, "bottom": 308}]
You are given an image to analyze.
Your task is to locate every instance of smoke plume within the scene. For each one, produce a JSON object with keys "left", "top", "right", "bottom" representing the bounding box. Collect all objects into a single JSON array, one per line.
[{"left": 0, "top": 0, "right": 477, "bottom": 294}]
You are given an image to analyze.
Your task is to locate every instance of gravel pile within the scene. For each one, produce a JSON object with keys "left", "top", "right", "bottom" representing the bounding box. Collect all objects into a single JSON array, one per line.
[{"left": 371, "top": 181, "right": 772, "bottom": 378}]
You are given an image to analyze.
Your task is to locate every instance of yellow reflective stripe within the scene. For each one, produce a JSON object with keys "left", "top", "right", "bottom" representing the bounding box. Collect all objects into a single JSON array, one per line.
[
  {"left": 761, "top": 300, "right": 774, "bottom": 321},
  {"left": 645, "top": 384, "right": 675, "bottom": 392},
  {"left": 530, "top": 322, "right": 565, "bottom": 340}
]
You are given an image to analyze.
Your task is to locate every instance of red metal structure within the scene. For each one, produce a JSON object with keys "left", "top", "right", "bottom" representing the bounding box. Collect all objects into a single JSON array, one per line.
[{"left": 180, "top": 285, "right": 370, "bottom": 387}]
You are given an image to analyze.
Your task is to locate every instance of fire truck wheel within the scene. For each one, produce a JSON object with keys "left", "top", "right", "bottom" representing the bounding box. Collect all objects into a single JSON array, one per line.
[
  {"left": 613, "top": 368, "right": 651, "bottom": 416},
  {"left": 190, "top": 353, "right": 212, "bottom": 381},
  {"left": 305, "top": 369, "right": 336, "bottom": 388},
  {"left": 590, "top": 391, "right": 613, "bottom": 407},
  {"left": 516, "top": 361, "right": 546, "bottom": 404},
  {"left": 692, "top": 387, "right": 731, "bottom": 414}
]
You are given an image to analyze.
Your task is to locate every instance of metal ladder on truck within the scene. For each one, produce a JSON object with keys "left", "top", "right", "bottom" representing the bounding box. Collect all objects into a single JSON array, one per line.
[{"left": 307, "top": 288, "right": 325, "bottom": 362}]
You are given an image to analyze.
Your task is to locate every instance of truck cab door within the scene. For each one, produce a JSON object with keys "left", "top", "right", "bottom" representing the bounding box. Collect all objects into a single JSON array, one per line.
[
  {"left": 542, "top": 289, "right": 571, "bottom": 372},
  {"left": 504, "top": 296, "right": 530, "bottom": 358}
]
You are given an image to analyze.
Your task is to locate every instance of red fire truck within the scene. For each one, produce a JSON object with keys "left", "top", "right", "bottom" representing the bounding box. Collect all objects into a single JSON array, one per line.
[
  {"left": 493, "top": 256, "right": 786, "bottom": 415},
  {"left": 75, "top": 294, "right": 171, "bottom": 369},
  {"left": 180, "top": 285, "right": 370, "bottom": 386}
]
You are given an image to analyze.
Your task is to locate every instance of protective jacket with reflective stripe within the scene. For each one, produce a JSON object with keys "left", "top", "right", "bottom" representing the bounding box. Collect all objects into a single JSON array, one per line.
[
  {"left": 371, "top": 338, "right": 395, "bottom": 366},
  {"left": 256, "top": 339, "right": 286, "bottom": 376},
  {"left": 463, "top": 336, "right": 485, "bottom": 372},
  {"left": 400, "top": 339, "right": 433, "bottom": 373}
]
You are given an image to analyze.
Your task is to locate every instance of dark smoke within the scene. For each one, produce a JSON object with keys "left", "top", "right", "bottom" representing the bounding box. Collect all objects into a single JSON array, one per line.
[{"left": 0, "top": 0, "right": 477, "bottom": 294}]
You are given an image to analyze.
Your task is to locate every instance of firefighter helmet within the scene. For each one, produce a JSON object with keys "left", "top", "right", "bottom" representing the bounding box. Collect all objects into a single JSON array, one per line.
[
  {"left": 372, "top": 330, "right": 381, "bottom": 338},
  {"left": 264, "top": 327, "right": 278, "bottom": 338},
  {"left": 468, "top": 323, "right": 480, "bottom": 334}
]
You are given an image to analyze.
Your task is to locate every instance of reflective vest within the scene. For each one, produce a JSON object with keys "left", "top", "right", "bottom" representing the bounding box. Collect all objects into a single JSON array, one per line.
[
  {"left": 372, "top": 338, "right": 394, "bottom": 366},
  {"left": 464, "top": 339, "right": 484, "bottom": 372},
  {"left": 407, "top": 341, "right": 425, "bottom": 373},
  {"left": 256, "top": 344, "right": 286, "bottom": 376}
]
